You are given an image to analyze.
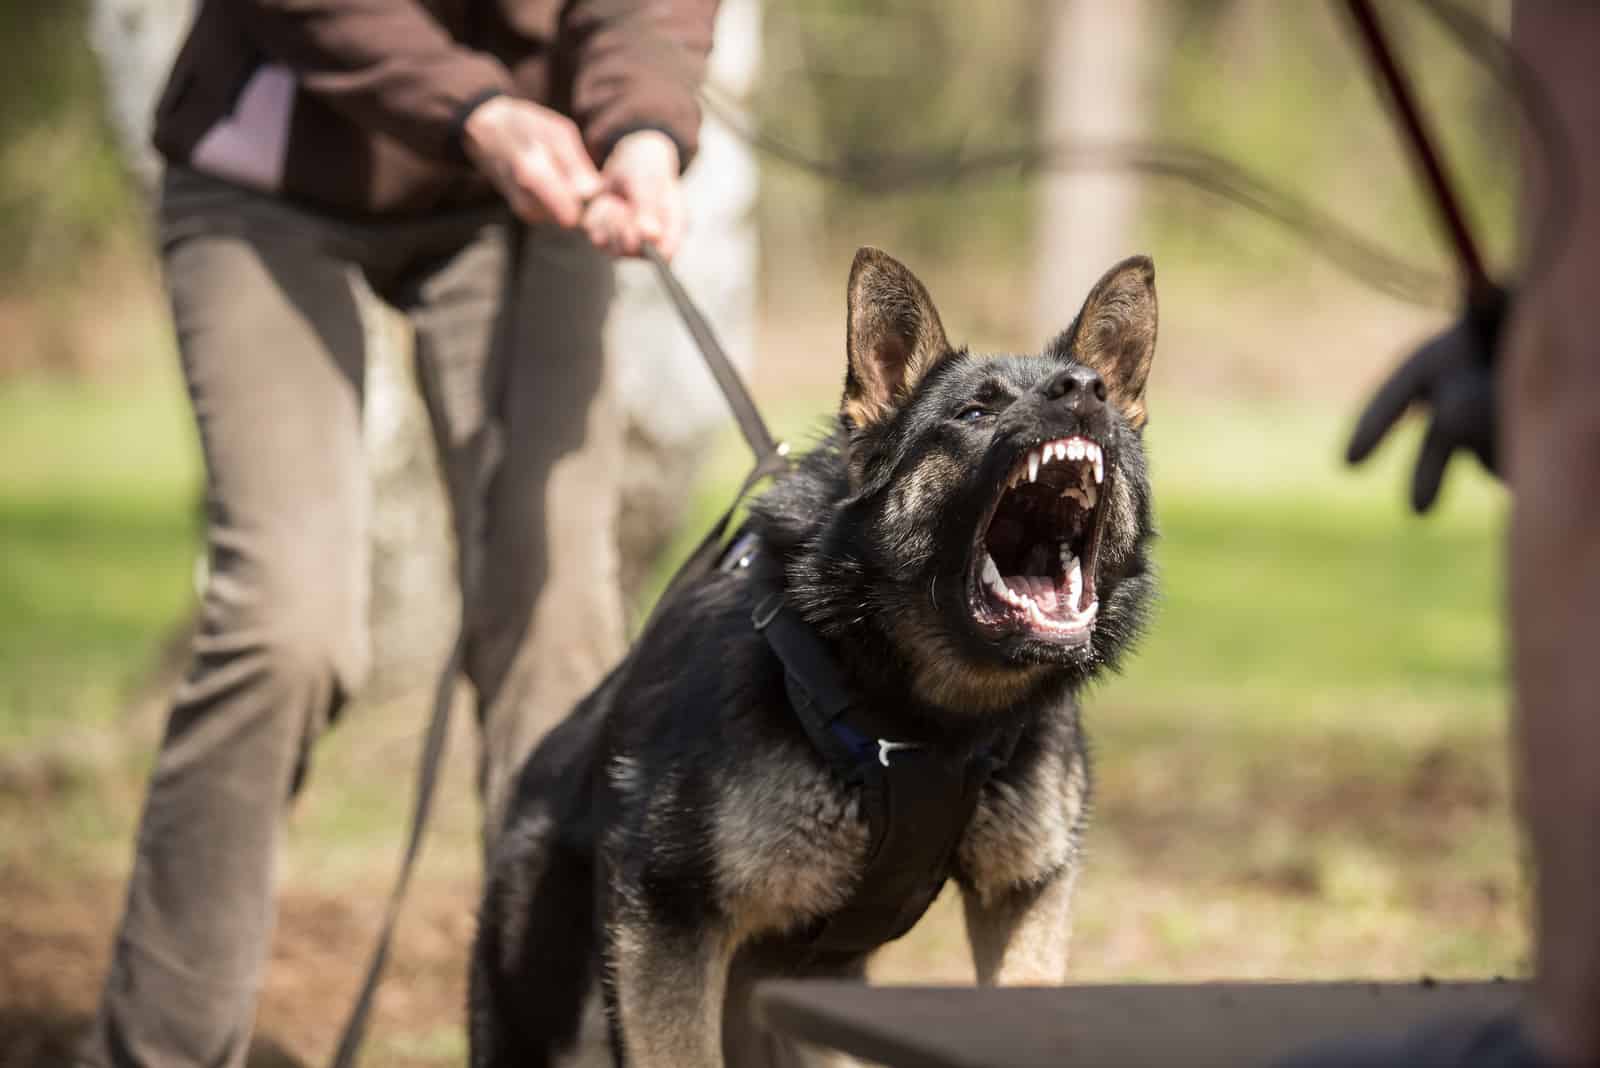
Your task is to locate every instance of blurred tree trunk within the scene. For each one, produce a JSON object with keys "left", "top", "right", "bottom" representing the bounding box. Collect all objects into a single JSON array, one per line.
[
  {"left": 1033, "top": 0, "right": 1153, "bottom": 339},
  {"left": 92, "top": 0, "right": 759, "bottom": 705}
]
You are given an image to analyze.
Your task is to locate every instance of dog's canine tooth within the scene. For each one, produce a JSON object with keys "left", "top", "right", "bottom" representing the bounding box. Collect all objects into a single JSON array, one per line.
[
  {"left": 1093, "top": 452, "right": 1104, "bottom": 485},
  {"left": 982, "top": 554, "right": 1001, "bottom": 588},
  {"left": 1027, "top": 450, "right": 1040, "bottom": 483},
  {"left": 1066, "top": 556, "right": 1083, "bottom": 605}
]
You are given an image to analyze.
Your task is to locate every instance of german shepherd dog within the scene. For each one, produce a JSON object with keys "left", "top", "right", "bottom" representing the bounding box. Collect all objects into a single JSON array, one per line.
[{"left": 471, "top": 248, "right": 1159, "bottom": 1067}]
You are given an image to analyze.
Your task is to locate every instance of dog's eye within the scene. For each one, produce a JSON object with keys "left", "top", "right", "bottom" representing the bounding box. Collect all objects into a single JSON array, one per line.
[{"left": 956, "top": 406, "right": 991, "bottom": 423}]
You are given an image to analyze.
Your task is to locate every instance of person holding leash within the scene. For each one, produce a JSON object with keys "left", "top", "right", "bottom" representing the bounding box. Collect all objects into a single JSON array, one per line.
[{"left": 75, "top": 2, "right": 716, "bottom": 1065}]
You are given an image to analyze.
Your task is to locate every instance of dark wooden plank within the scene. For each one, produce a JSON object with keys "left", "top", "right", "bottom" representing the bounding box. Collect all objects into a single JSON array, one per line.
[{"left": 755, "top": 981, "right": 1525, "bottom": 1068}]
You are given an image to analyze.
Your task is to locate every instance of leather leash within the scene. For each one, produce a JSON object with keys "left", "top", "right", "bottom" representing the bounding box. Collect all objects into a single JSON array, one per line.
[{"left": 1343, "top": 0, "right": 1498, "bottom": 310}]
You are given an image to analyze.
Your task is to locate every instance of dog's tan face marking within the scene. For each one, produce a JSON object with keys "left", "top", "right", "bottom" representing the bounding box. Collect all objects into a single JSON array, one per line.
[
  {"left": 875, "top": 451, "right": 964, "bottom": 567},
  {"left": 888, "top": 610, "right": 1050, "bottom": 713}
]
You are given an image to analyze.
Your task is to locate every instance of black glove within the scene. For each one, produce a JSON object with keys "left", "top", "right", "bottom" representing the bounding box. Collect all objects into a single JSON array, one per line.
[{"left": 1346, "top": 285, "right": 1509, "bottom": 512}]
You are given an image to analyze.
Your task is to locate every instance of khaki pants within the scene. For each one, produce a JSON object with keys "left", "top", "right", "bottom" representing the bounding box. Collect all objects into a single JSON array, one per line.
[{"left": 78, "top": 168, "right": 626, "bottom": 1068}]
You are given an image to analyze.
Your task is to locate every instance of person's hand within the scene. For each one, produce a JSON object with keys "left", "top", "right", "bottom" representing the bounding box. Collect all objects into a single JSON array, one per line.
[
  {"left": 461, "top": 95, "right": 603, "bottom": 228},
  {"left": 582, "top": 130, "right": 685, "bottom": 259},
  {"left": 1346, "top": 287, "right": 1508, "bottom": 512}
]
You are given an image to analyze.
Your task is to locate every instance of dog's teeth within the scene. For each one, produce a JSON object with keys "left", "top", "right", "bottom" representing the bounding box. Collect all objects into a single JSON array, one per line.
[
  {"left": 1054, "top": 441, "right": 1068, "bottom": 462},
  {"left": 1040, "top": 444, "right": 1053, "bottom": 468},
  {"left": 1066, "top": 557, "right": 1083, "bottom": 606},
  {"left": 1027, "top": 451, "right": 1040, "bottom": 483},
  {"left": 982, "top": 554, "right": 1001, "bottom": 588},
  {"left": 1068, "top": 440, "right": 1082, "bottom": 461},
  {"left": 1085, "top": 482, "right": 1098, "bottom": 509},
  {"left": 1093, "top": 453, "right": 1104, "bottom": 484}
]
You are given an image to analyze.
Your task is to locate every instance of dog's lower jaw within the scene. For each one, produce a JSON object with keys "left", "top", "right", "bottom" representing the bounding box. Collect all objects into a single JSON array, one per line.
[{"left": 889, "top": 615, "right": 1057, "bottom": 713}]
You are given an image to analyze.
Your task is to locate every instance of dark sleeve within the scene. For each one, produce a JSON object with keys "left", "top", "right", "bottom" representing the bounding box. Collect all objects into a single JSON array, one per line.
[
  {"left": 229, "top": 0, "right": 514, "bottom": 161},
  {"left": 560, "top": 0, "right": 720, "bottom": 170}
]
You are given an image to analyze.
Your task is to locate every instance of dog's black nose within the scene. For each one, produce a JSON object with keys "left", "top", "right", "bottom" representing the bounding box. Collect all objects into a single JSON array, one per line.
[{"left": 1043, "top": 365, "right": 1107, "bottom": 410}]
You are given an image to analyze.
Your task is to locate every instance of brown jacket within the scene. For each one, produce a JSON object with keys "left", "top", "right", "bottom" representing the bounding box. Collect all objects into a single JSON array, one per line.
[{"left": 154, "top": 0, "right": 717, "bottom": 216}]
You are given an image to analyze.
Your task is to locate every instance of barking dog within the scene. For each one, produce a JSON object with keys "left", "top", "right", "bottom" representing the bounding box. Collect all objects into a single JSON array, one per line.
[{"left": 471, "top": 248, "right": 1160, "bottom": 1067}]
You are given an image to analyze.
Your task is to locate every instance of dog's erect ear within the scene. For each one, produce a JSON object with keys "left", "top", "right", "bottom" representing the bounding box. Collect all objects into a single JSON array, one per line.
[
  {"left": 843, "top": 247, "right": 951, "bottom": 430},
  {"left": 1062, "top": 255, "right": 1158, "bottom": 429}
]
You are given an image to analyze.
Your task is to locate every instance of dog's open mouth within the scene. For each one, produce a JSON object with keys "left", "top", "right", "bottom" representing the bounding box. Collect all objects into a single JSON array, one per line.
[{"left": 968, "top": 434, "right": 1107, "bottom": 645}]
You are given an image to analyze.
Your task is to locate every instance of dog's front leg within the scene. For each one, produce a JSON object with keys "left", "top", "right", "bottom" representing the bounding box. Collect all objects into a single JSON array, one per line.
[
  {"left": 960, "top": 868, "right": 1077, "bottom": 985},
  {"left": 607, "top": 906, "right": 733, "bottom": 1068}
]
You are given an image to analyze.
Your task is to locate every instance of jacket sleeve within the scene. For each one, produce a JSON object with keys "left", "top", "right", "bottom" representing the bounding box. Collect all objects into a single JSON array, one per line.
[
  {"left": 228, "top": 0, "right": 513, "bottom": 161},
  {"left": 561, "top": 0, "right": 720, "bottom": 170}
]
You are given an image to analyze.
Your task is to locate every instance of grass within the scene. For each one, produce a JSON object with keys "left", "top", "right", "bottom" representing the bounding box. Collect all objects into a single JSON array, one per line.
[
  {"left": 0, "top": 365, "right": 201, "bottom": 745},
  {"left": 0, "top": 368, "right": 1507, "bottom": 747}
]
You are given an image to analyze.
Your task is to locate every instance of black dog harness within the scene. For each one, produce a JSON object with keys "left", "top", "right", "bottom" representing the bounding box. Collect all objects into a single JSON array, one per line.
[{"left": 723, "top": 533, "right": 1022, "bottom": 957}]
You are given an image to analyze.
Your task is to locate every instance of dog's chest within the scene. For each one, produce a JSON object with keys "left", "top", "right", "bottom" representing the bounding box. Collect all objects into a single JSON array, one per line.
[
  {"left": 706, "top": 728, "right": 1087, "bottom": 940},
  {"left": 957, "top": 743, "right": 1089, "bottom": 903},
  {"left": 708, "top": 742, "right": 873, "bottom": 940}
]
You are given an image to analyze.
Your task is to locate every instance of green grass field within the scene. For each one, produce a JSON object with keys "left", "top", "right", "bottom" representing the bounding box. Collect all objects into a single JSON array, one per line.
[
  {"left": 0, "top": 370, "right": 1508, "bottom": 745},
  {"left": 0, "top": 365, "right": 1523, "bottom": 1066},
  {"left": 0, "top": 370, "right": 201, "bottom": 746}
]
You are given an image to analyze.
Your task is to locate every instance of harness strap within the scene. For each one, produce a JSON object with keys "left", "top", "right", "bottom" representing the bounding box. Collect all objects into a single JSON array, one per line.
[{"left": 748, "top": 562, "right": 1021, "bottom": 958}]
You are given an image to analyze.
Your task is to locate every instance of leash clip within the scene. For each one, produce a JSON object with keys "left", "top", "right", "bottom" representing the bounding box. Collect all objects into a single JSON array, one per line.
[{"left": 877, "top": 739, "right": 922, "bottom": 767}]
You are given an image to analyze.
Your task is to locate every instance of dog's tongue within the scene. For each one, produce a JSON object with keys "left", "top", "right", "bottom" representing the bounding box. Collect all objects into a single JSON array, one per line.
[
  {"left": 1013, "top": 545, "right": 1059, "bottom": 612},
  {"left": 1030, "top": 579, "right": 1059, "bottom": 612}
]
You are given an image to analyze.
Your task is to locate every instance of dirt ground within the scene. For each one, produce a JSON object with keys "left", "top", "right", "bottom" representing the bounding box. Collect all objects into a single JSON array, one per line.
[{"left": 0, "top": 699, "right": 1525, "bottom": 1068}]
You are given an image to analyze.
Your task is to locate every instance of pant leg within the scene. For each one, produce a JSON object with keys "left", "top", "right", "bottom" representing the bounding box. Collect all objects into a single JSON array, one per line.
[
  {"left": 79, "top": 170, "right": 371, "bottom": 1068},
  {"left": 399, "top": 219, "right": 623, "bottom": 847}
]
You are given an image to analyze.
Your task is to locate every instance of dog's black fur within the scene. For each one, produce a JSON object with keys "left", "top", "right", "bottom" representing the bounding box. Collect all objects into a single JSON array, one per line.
[{"left": 471, "top": 248, "right": 1159, "bottom": 1067}]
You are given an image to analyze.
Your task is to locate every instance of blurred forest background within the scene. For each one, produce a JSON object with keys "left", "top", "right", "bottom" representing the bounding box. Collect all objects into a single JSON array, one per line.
[{"left": 0, "top": 2, "right": 1524, "bottom": 1065}]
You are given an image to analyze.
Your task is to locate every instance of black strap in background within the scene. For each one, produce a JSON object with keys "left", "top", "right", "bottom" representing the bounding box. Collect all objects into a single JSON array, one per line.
[
  {"left": 329, "top": 247, "right": 788, "bottom": 1067},
  {"left": 1342, "top": 0, "right": 1497, "bottom": 309}
]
